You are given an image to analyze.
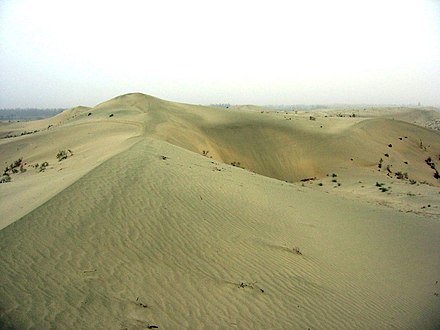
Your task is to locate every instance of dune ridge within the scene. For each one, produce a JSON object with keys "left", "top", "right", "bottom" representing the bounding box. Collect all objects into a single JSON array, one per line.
[{"left": 1, "top": 93, "right": 440, "bottom": 329}]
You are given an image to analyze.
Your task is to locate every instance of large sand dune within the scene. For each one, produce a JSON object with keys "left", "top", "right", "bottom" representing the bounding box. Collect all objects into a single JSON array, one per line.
[{"left": 1, "top": 93, "right": 440, "bottom": 329}]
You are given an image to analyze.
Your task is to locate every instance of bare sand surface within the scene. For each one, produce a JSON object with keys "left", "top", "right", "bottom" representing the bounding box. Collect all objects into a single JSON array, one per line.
[{"left": 1, "top": 93, "right": 439, "bottom": 329}]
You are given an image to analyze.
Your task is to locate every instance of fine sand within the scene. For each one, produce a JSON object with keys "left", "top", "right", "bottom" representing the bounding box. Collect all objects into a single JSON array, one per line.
[{"left": 1, "top": 93, "right": 440, "bottom": 329}]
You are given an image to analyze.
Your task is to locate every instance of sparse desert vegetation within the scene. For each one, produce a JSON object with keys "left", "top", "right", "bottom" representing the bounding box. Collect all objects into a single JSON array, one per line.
[
  {"left": 375, "top": 182, "right": 391, "bottom": 192},
  {"left": 38, "top": 161, "right": 49, "bottom": 172},
  {"left": 425, "top": 157, "right": 440, "bottom": 179},
  {"left": 56, "top": 149, "right": 73, "bottom": 162},
  {"left": 0, "top": 173, "right": 11, "bottom": 183},
  {"left": 2, "top": 130, "right": 40, "bottom": 139},
  {"left": 395, "top": 171, "right": 408, "bottom": 180},
  {"left": 1, "top": 158, "right": 26, "bottom": 183},
  {"left": 291, "top": 246, "right": 302, "bottom": 255},
  {"left": 237, "top": 281, "right": 265, "bottom": 293},
  {"left": 378, "top": 158, "right": 383, "bottom": 170},
  {"left": 230, "top": 161, "right": 243, "bottom": 168},
  {"left": 4, "top": 158, "right": 24, "bottom": 174}
]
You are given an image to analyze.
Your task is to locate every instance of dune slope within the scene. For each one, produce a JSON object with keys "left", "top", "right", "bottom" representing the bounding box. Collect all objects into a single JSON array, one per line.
[
  {"left": 1, "top": 93, "right": 440, "bottom": 329},
  {"left": 84, "top": 93, "right": 440, "bottom": 184},
  {"left": 2, "top": 137, "right": 440, "bottom": 329}
]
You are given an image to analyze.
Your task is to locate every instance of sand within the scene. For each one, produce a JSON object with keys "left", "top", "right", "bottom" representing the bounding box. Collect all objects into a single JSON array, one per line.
[{"left": 1, "top": 93, "right": 440, "bottom": 329}]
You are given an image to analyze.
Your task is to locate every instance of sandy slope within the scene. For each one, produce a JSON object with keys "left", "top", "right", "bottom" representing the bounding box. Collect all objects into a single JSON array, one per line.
[
  {"left": 324, "top": 106, "right": 440, "bottom": 131},
  {"left": 0, "top": 112, "right": 143, "bottom": 229},
  {"left": 1, "top": 93, "right": 440, "bottom": 329}
]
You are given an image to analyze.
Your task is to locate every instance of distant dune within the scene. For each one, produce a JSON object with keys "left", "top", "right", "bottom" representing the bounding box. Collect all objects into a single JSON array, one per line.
[{"left": 1, "top": 93, "right": 439, "bottom": 329}]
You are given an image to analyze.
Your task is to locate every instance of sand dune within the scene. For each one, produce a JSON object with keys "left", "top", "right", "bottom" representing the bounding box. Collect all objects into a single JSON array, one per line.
[{"left": 1, "top": 93, "right": 440, "bottom": 329}]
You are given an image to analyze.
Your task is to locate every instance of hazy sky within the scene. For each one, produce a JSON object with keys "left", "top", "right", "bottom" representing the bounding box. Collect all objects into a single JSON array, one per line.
[{"left": 1, "top": 0, "right": 439, "bottom": 108}]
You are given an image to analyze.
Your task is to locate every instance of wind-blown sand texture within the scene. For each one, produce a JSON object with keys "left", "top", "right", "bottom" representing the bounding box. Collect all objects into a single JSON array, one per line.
[{"left": 1, "top": 93, "right": 440, "bottom": 329}]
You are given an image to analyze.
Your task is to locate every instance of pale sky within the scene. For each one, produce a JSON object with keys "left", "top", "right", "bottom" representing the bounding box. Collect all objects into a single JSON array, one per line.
[{"left": 1, "top": 0, "right": 439, "bottom": 108}]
